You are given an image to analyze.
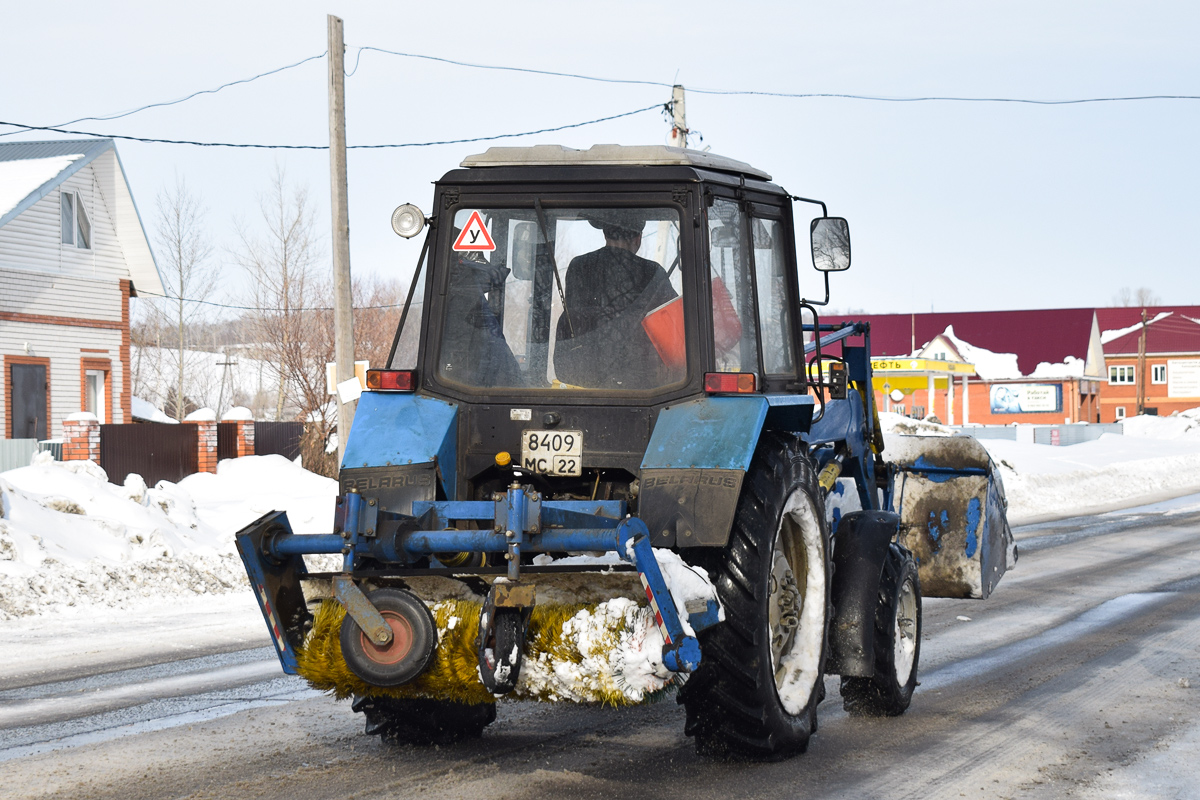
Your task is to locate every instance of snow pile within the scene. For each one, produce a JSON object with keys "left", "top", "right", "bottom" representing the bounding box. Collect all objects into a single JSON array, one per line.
[{"left": 0, "top": 454, "right": 336, "bottom": 619}]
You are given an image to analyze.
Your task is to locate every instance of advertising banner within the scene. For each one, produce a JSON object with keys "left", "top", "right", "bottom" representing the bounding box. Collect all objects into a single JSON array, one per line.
[
  {"left": 989, "top": 383, "right": 1062, "bottom": 414},
  {"left": 1168, "top": 360, "right": 1200, "bottom": 398}
]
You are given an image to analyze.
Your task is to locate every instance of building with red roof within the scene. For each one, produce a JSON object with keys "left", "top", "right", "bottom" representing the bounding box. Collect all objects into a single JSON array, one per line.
[
  {"left": 1093, "top": 307, "right": 1200, "bottom": 421},
  {"left": 821, "top": 309, "right": 1106, "bottom": 425}
]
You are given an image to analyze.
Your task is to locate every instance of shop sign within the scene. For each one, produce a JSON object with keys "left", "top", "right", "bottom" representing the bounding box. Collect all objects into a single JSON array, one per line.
[{"left": 1168, "top": 360, "right": 1200, "bottom": 398}]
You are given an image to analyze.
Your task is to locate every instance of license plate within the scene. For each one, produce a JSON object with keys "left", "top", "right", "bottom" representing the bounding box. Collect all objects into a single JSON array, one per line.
[{"left": 520, "top": 430, "right": 583, "bottom": 476}]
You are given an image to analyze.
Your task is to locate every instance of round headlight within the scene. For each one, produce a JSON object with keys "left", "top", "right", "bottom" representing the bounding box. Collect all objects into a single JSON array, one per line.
[{"left": 391, "top": 204, "right": 426, "bottom": 238}]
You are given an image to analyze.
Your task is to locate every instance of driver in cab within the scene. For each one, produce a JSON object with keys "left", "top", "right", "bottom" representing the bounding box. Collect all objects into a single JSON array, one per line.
[{"left": 554, "top": 211, "right": 678, "bottom": 389}]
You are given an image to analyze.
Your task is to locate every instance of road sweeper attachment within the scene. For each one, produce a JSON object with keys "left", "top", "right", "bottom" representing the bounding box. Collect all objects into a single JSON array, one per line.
[{"left": 234, "top": 144, "right": 1013, "bottom": 759}]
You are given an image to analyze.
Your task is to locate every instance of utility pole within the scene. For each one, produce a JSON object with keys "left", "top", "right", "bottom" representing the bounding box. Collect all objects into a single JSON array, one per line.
[
  {"left": 328, "top": 14, "right": 355, "bottom": 462},
  {"left": 668, "top": 85, "right": 688, "bottom": 149},
  {"left": 1136, "top": 308, "right": 1148, "bottom": 416}
]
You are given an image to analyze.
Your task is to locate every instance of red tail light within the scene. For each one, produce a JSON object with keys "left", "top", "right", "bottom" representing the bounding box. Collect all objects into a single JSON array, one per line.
[
  {"left": 366, "top": 369, "right": 416, "bottom": 391},
  {"left": 704, "top": 372, "right": 757, "bottom": 394}
]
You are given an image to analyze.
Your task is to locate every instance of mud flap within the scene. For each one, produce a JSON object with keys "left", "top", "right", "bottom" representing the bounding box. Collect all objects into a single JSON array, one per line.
[
  {"left": 888, "top": 435, "right": 1014, "bottom": 599},
  {"left": 235, "top": 510, "right": 312, "bottom": 673}
]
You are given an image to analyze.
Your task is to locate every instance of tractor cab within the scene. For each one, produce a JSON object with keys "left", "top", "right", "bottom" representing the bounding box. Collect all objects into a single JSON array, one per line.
[{"left": 378, "top": 144, "right": 845, "bottom": 510}]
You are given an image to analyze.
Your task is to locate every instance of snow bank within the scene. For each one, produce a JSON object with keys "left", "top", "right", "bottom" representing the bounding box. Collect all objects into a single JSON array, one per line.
[{"left": 0, "top": 454, "right": 336, "bottom": 619}]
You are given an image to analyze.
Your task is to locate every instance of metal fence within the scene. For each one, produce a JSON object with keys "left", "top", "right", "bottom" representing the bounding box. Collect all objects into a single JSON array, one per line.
[
  {"left": 0, "top": 439, "right": 38, "bottom": 472},
  {"left": 954, "top": 423, "right": 1123, "bottom": 446},
  {"left": 217, "top": 422, "right": 239, "bottom": 461},
  {"left": 0, "top": 439, "right": 61, "bottom": 472},
  {"left": 100, "top": 423, "right": 199, "bottom": 486},
  {"left": 254, "top": 421, "right": 303, "bottom": 460}
]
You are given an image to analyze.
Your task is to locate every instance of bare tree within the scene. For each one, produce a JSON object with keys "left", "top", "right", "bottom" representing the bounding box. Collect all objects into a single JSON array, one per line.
[
  {"left": 234, "top": 166, "right": 322, "bottom": 422},
  {"left": 153, "top": 177, "right": 217, "bottom": 420},
  {"left": 1113, "top": 286, "right": 1161, "bottom": 307}
]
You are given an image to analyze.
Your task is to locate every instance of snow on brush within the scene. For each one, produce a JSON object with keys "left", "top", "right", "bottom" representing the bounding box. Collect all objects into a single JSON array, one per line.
[{"left": 0, "top": 453, "right": 336, "bottom": 619}]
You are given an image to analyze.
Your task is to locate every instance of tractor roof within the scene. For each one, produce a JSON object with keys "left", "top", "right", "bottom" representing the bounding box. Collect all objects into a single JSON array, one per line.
[{"left": 460, "top": 144, "right": 772, "bottom": 181}]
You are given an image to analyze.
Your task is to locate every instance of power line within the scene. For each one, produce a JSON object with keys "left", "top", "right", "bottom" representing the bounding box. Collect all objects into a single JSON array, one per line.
[
  {"left": 0, "top": 104, "right": 661, "bottom": 149},
  {"left": 137, "top": 291, "right": 410, "bottom": 313},
  {"left": 350, "top": 45, "right": 1200, "bottom": 104},
  {"left": 0, "top": 53, "right": 328, "bottom": 139},
  {"left": 350, "top": 45, "right": 670, "bottom": 89}
]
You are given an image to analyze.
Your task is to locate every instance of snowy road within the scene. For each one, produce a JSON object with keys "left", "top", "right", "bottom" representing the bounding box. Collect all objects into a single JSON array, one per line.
[{"left": 2, "top": 497, "right": 1198, "bottom": 800}]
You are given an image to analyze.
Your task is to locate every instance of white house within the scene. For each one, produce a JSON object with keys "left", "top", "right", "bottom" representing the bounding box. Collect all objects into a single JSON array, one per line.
[{"left": 0, "top": 139, "right": 163, "bottom": 440}]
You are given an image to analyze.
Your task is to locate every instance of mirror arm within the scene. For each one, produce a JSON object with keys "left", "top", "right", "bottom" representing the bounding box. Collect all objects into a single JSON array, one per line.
[
  {"left": 799, "top": 271, "right": 831, "bottom": 308},
  {"left": 387, "top": 226, "right": 434, "bottom": 368},
  {"left": 789, "top": 195, "right": 828, "bottom": 218}
]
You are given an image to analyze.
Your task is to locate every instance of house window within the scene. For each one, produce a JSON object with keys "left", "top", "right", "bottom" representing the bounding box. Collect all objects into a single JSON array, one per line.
[
  {"left": 85, "top": 370, "right": 107, "bottom": 422},
  {"left": 60, "top": 191, "right": 91, "bottom": 249},
  {"left": 1109, "top": 365, "right": 1136, "bottom": 384},
  {"left": 1115, "top": 406, "right": 1126, "bottom": 419},
  {"left": 1152, "top": 364, "right": 1167, "bottom": 384}
]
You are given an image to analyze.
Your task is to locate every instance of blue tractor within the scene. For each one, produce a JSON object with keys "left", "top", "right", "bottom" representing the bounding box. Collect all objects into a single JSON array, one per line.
[{"left": 236, "top": 145, "right": 1014, "bottom": 759}]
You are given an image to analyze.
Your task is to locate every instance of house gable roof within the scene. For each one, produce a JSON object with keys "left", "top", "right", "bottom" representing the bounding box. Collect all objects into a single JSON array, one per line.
[
  {"left": 1099, "top": 308, "right": 1200, "bottom": 355},
  {"left": 0, "top": 139, "right": 163, "bottom": 295}
]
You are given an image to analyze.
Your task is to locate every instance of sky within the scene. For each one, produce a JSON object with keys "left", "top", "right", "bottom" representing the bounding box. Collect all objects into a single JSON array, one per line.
[{"left": 3, "top": 1, "right": 1199, "bottom": 317}]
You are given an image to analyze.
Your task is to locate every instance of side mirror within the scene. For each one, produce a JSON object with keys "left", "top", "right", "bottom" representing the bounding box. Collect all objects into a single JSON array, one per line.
[
  {"left": 811, "top": 217, "right": 851, "bottom": 272},
  {"left": 510, "top": 221, "right": 538, "bottom": 280}
]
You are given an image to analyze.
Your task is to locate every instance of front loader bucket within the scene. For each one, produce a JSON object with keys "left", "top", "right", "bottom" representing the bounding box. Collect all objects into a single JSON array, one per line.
[{"left": 887, "top": 435, "right": 1014, "bottom": 599}]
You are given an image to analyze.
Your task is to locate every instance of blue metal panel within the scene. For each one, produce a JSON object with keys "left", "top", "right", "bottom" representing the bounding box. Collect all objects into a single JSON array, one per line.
[
  {"left": 764, "top": 393, "right": 816, "bottom": 431},
  {"left": 806, "top": 392, "right": 867, "bottom": 462},
  {"left": 641, "top": 396, "right": 770, "bottom": 471},
  {"left": 342, "top": 393, "right": 458, "bottom": 498}
]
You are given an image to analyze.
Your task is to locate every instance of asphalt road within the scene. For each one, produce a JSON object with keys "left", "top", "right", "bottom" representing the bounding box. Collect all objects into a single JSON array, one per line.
[{"left": 2, "top": 498, "right": 1198, "bottom": 800}]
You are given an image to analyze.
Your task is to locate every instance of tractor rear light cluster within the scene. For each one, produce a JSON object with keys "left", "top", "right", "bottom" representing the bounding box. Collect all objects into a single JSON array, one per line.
[
  {"left": 704, "top": 372, "right": 757, "bottom": 394},
  {"left": 366, "top": 369, "right": 416, "bottom": 392}
]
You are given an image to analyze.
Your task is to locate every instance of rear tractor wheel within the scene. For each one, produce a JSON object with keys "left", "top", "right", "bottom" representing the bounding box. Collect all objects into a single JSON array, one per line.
[{"left": 680, "top": 432, "right": 831, "bottom": 761}]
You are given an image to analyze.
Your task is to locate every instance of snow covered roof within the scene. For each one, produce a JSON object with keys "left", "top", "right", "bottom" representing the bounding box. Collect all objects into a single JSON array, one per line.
[
  {"left": 824, "top": 309, "right": 1104, "bottom": 379},
  {"left": 1096, "top": 306, "right": 1200, "bottom": 355},
  {"left": 0, "top": 139, "right": 164, "bottom": 296}
]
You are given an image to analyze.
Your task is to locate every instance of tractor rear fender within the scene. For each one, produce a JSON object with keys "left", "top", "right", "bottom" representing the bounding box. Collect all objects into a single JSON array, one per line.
[
  {"left": 827, "top": 510, "right": 901, "bottom": 677},
  {"left": 640, "top": 394, "right": 813, "bottom": 547},
  {"left": 341, "top": 392, "right": 458, "bottom": 500}
]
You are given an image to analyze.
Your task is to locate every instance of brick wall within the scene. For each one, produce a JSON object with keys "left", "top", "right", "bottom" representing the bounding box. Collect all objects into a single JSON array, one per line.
[
  {"left": 235, "top": 420, "right": 255, "bottom": 457},
  {"left": 62, "top": 415, "right": 100, "bottom": 462},
  {"left": 189, "top": 419, "right": 218, "bottom": 474}
]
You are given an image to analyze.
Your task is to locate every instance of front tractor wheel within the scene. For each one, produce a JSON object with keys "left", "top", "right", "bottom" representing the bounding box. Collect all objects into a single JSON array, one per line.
[
  {"left": 680, "top": 432, "right": 831, "bottom": 761},
  {"left": 841, "top": 543, "right": 922, "bottom": 716}
]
